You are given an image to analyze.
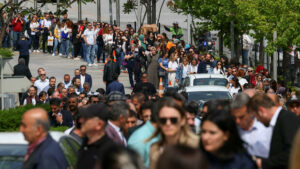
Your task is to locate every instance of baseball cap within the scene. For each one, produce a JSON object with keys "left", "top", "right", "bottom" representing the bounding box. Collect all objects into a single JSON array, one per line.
[
  {"left": 107, "top": 91, "right": 127, "bottom": 102},
  {"left": 79, "top": 103, "right": 109, "bottom": 121}
]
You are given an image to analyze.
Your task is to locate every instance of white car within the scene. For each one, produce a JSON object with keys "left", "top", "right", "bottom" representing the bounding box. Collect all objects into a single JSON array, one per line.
[
  {"left": 181, "top": 74, "right": 228, "bottom": 88},
  {"left": 0, "top": 132, "right": 67, "bottom": 169},
  {"left": 184, "top": 86, "right": 232, "bottom": 102}
]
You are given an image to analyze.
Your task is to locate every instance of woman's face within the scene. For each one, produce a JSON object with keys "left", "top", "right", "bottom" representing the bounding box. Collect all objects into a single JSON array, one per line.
[
  {"left": 192, "top": 60, "right": 197, "bottom": 66},
  {"left": 183, "top": 59, "right": 188, "bottom": 65},
  {"left": 158, "top": 107, "right": 185, "bottom": 138},
  {"left": 217, "top": 62, "right": 222, "bottom": 68},
  {"left": 201, "top": 121, "right": 228, "bottom": 153}
]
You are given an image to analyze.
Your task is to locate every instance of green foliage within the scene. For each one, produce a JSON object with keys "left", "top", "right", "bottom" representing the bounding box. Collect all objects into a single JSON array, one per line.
[
  {"left": 0, "top": 104, "right": 50, "bottom": 131},
  {"left": 50, "top": 126, "right": 69, "bottom": 132},
  {"left": 0, "top": 48, "right": 13, "bottom": 59},
  {"left": 123, "top": 0, "right": 137, "bottom": 14}
]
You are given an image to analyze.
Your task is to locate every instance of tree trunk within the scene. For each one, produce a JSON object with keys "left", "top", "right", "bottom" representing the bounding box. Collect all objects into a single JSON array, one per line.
[
  {"left": 218, "top": 33, "right": 223, "bottom": 56},
  {"left": 146, "top": 1, "right": 151, "bottom": 24},
  {"left": 156, "top": 0, "right": 165, "bottom": 24},
  {"left": 259, "top": 39, "right": 264, "bottom": 65},
  {"left": 151, "top": 0, "right": 156, "bottom": 24}
]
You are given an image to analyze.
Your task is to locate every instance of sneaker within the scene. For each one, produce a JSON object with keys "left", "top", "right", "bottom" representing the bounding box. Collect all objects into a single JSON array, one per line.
[
  {"left": 67, "top": 56, "right": 71, "bottom": 59},
  {"left": 52, "top": 53, "right": 55, "bottom": 56},
  {"left": 36, "top": 50, "right": 40, "bottom": 53},
  {"left": 74, "top": 57, "right": 80, "bottom": 60},
  {"left": 93, "top": 63, "right": 98, "bottom": 66},
  {"left": 88, "top": 64, "right": 92, "bottom": 67},
  {"left": 59, "top": 53, "right": 62, "bottom": 56}
]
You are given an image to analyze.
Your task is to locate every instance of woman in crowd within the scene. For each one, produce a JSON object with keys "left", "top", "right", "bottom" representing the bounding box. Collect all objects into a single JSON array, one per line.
[
  {"left": 158, "top": 51, "right": 169, "bottom": 88},
  {"left": 213, "top": 61, "right": 225, "bottom": 75},
  {"left": 168, "top": 52, "right": 178, "bottom": 87},
  {"left": 52, "top": 21, "right": 61, "bottom": 56},
  {"left": 148, "top": 97, "right": 199, "bottom": 169},
  {"left": 227, "top": 77, "right": 241, "bottom": 96},
  {"left": 176, "top": 57, "right": 190, "bottom": 86},
  {"left": 189, "top": 58, "right": 198, "bottom": 74},
  {"left": 66, "top": 20, "right": 73, "bottom": 58},
  {"left": 147, "top": 31, "right": 156, "bottom": 47},
  {"left": 200, "top": 110, "right": 256, "bottom": 169},
  {"left": 59, "top": 21, "right": 70, "bottom": 57},
  {"left": 30, "top": 15, "right": 40, "bottom": 53}
]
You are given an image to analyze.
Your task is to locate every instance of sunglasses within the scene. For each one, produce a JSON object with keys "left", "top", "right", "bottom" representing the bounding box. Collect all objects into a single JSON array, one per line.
[
  {"left": 40, "top": 74, "right": 46, "bottom": 76},
  {"left": 80, "top": 69, "right": 86, "bottom": 71},
  {"left": 159, "top": 117, "right": 178, "bottom": 125}
]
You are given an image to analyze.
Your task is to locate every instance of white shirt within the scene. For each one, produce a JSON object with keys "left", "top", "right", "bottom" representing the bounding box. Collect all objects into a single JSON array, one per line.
[
  {"left": 104, "top": 34, "right": 114, "bottom": 45},
  {"left": 213, "top": 68, "right": 224, "bottom": 75},
  {"left": 228, "top": 86, "right": 240, "bottom": 96},
  {"left": 108, "top": 121, "right": 127, "bottom": 146},
  {"left": 34, "top": 79, "right": 49, "bottom": 94},
  {"left": 80, "top": 75, "right": 85, "bottom": 88},
  {"left": 269, "top": 107, "right": 282, "bottom": 129},
  {"left": 238, "top": 118, "right": 272, "bottom": 158},
  {"left": 189, "top": 64, "right": 198, "bottom": 73},
  {"left": 239, "top": 78, "right": 248, "bottom": 87},
  {"left": 168, "top": 61, "right": 178, "bottom": 71},
  {"left": 30, "top": 22, "right": 39, "bottom": 35},
  {"left": 23, "top": 97, "right": 37, "bottom": 106},
  {"left": 42, "top": 19, "right": 52, "bottom": 28},
  {"left": 182, "top": 65, "right": 190, "bottom": 78},
  {"left": 64, "top": 81, "right": 72, "bottom": 89},
  {"left": 83, "top": 29, "right": 96, "bottom": 45}
]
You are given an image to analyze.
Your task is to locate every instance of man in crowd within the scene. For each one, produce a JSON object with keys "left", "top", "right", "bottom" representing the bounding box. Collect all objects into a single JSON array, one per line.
[
  {"left": 48, "top": 98, "right": 73, "bottom": 127},
  {"left": 248, "top": 93, "right": 300, "bottom": 169},
  {"left": 23, "top": 86, "right": 39, "bottom": 106},
  {"left": 67, "top": 93, "right": 79, "bottom": 116},
  {"left": 106, "top": 73, "right": 125, "bottom": 95},
  {"left": 105, "top": 101, "right": 129, "bottom": 145},
  {"left": 133, "top": 73, "right": 157, "bottom": 97},
  {"left": 63, "top": 74, "right": 72, "bottom": 89},
  {"left": 103, "top": 55, "right": 120, "bottom": 88},
  {"left": 164, "top": 22, "right": 183, "bottom": 39},
  {"left": 83, "top": 22, "right": 97, "bottom": 66},
  {"left": 41, "top": 13, "right": 52, "bottom": 53},
  {"left": 20, "top": 108, "right": 68, "bottom": 169},
  {"left": 13, "top": 58, "right": 32, "bottom": 80},
  {"left": 286, "top": 98, "right": 300, "bottom": 117},
  {"left": 45, "top": 76, "right": 56, "bottom": 92},
  {"left": 12, "top": 13, "right": 24, "bottom": 50},
  {"left": 17, "top": 34, "right": 31, "bottom": 66},
  {"left": 72, "top": 77, "right": 83, "bottom": 94},
  {"left": 34, "top": 70, "right": 49, "bottom": 95},
  {"left": 231, "top": 92, "right": 272, "bottom": 158},
  {"left": 77, "top": 103, "right": 114, "bottom": 169},
  {"left": 76, "top": 65, "right": 93, "bottom": 89}
]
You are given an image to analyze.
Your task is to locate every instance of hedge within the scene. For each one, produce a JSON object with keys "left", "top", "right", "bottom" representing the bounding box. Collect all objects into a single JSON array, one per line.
[{"left": 0, "top": 104, "right": 68, "bottom": 132}]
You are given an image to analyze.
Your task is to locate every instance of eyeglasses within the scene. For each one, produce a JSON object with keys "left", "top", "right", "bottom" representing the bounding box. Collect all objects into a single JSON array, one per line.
[
  {"left": 159, "top": 117, "right": 178, "bottom": 125},
  {"left": 80, "top": 69, "right": 86, "bottom": 71},
  {"left": 40, "top": 74, "right": 46, "bottom": 76}
]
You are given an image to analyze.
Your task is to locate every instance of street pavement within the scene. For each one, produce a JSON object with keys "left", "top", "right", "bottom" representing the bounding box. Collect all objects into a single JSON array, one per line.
[{"left": 10, "top": 51, "right": 132, "bottom": 94}]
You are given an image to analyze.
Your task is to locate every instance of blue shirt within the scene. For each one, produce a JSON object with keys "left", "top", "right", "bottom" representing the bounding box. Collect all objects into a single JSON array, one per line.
[
  {"left": 128, "top": 121, "right": 159, "bottom": 168},
  {"left": 106, "top": 80, "right": 125, "bottom": 95},
  {"left": 158, "top": 58, "right": 168, "bottom": 70},
  {"left": 238, "top": 118, "right": 272, "bottom": 158}
]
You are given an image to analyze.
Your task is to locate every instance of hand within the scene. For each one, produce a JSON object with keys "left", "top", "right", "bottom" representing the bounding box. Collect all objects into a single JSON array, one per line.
[
  {"left": 256, "top": 158, "right": 262, "bottom": 169},
  {"left": 55, "top": 114, "right": 63, "bottom": 124}
]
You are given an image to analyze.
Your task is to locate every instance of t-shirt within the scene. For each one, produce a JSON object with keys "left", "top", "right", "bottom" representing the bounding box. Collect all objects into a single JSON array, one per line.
[
  {"left": 42, "top": 19, "right": 52, "bottom": 28},
  {"left": 30, "top": 22, "right": 39, "bottom": 35},
  {"left": 182, "top": 65, "right": 190, "bottom": 78},
  {"left": 168, "top": 61, "right": 178, "bottom": 71},
  {"left": 158, "top": 58, "right": 168, "bottom": 70},
  {"left": 83, "top": 29, "right": 96, "bottom": 45}
]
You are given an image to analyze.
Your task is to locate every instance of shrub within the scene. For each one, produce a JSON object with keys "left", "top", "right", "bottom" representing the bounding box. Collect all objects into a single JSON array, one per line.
[
  {"left": 0, "top": 48, "right": 13, "bottom": 59},
  {"left": 0, "top": 104, "right": 56, "bottom": 132}
]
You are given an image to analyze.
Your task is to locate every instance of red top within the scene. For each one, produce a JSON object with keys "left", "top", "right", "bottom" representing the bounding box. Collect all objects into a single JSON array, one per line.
[
  {"left": 78, "top": 25, "right": 85, "bottom": 33},
  {"left": 98, "top": 28, "right": 103, "bottom": 36},
  {"left": 12, "top": 18, "right": 24, "bottom": 32}
]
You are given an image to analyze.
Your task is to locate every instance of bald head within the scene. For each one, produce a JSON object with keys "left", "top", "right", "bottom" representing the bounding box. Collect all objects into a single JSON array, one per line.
[
  {"left": 243, "top": 89, "right": 257, "bottom": 98},
  {"left": 20, "top": 108, "right": 50, "bottom": 144}
]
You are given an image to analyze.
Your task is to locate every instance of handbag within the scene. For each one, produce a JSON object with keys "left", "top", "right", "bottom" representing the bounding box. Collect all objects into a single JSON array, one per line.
[
  {"left": 47, "top": 36, "right": 54, "bottom": 46},
  {"left": 158, "top": 69, "right": 166, "bottom": 77}
]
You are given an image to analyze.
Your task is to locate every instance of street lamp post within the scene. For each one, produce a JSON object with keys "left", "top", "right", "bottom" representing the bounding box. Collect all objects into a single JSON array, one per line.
[
  {"left": 109, "top": 0, "right": 113, "bottom": 25},
  {"left": 97, "top": 0, "right": 101, "bottom": 22}
]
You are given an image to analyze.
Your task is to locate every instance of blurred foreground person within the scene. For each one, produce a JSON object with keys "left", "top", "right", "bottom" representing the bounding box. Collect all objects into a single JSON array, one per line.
[
  {"left": 289, "top": 129, "right": 300, "bottom": 169},
  {"left": 200, "top": 110, "right": 256, "bottom": 169},
  {"left": 149, "top": 97, "right": 199, "bottom": 169},
  {"left": 248, "top": 93, "right": 300, "bottom": 169},
  {"left": 20, "top": 108, "right": 68, "bottom": 169},
  {"left": 156, "top": 145, "right": 209, "bottom": 169},
  {"left": 95, "top": 145, "right": 144, "bottom": 169},
  {"left": 77, "top": 103, "right": 114, "bottom": 169}
]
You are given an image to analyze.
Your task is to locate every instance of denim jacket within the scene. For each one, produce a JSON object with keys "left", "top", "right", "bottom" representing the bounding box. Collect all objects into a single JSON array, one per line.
[{"left": 176, "top": 64, "right": 184, "bottom": 85}]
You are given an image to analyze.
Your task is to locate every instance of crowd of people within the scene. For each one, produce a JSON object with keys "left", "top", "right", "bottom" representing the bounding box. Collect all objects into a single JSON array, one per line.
[{"left": 4, "top": 11, "right": 300, "bottom": 169}]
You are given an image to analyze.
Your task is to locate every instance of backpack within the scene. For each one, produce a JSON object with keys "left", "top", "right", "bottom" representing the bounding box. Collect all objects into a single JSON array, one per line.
[{"left": 61, "top": 30, "right": 69, "bottom": 40}]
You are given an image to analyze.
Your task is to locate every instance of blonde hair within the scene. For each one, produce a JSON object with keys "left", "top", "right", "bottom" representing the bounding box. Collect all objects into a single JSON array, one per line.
[{"left": 290, "top": 129, "right": 300, "bottom": 169}]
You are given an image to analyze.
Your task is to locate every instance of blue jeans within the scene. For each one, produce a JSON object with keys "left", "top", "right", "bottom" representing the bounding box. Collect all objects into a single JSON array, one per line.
[
  {"left": 9, "top": 27, "right": 13, "bottom": 48},
  {"left": 60, "top": 39, "right": 70, "bottom": 56},
  {"left": 81, "top": 41, "right": 87, "bottom": 61},
  {"left": 86, "top": 44, "right": 95, "bottom": 64},
  {"left": 118, "top": 52, "right": 125, "bottom": 69},
  {"left": 162, "top": 74, "right": 168, "bottom": 88},
  {"left": 13, "top": 31, "right": 21, "bottom": 49},
  {"left": 31, "top": 35, "right": 40, "bottom": 50},
  {"left": 243, "top": 49, "right": 249, "bottom": 65},
  {"left": 53, "top": 38, "right": 59, "bottom": 54},
  {"left": 2, "top": 35, "right": 8, "bottom": 48}
]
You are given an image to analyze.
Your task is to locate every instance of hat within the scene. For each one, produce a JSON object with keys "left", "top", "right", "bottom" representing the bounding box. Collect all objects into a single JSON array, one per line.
[
  {"left": 173, "top": 22, "right": 179, "bottom": 25},
  {"left": 107, "top": 91, "right": 127, "bottom": 102},
  {"left": 248, "top": 67, "right": 254, "bottom": 71},
  {"left": 79, "top": 103, "right": 109, "bottom": 121}
]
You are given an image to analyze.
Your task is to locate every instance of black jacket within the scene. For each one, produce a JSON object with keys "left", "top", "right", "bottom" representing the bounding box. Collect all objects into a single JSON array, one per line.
[
  {"left": 13, "top": 63, "right": 32, "bottom": 79},
  {"left": 103, "top": 60, "right": 120, "bottom": 83},
  {"left": 262, "top": 109, "right": 300, "bottom": 169},
  {"left": 76, "top": 135, "right": 114, "bottom": 169},
  {"left": 22, "top": 134, "right": 68, "bottom": 169},
  {"left": 48, "top": 110, "right": 73, "bottom": 127}
]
